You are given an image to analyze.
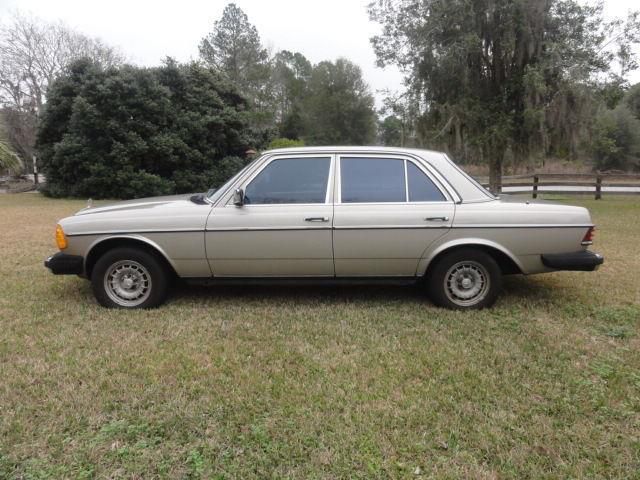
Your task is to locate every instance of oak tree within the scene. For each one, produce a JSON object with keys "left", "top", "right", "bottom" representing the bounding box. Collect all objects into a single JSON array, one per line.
[{"left": 370, "top": 0, "right": 640, "bottom": 190}]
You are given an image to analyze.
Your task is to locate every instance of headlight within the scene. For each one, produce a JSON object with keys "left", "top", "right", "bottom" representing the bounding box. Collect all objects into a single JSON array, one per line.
[{"left": 55, "top": 224, "right": 68, "bottom": 250}]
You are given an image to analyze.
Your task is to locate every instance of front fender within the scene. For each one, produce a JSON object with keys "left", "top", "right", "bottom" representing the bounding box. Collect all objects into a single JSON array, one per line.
[{"left": 83, "top": 234, "right": 180, "bottom": 274}]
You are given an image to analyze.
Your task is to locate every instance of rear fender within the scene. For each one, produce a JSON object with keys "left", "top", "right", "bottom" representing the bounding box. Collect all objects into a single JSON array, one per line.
[{"left": 417, "top": 238, "right": 525, "bottom": 276}]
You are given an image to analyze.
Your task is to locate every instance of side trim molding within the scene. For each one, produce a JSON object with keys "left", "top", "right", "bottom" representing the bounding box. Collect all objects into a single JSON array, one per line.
[
  {"left": 451, "top": 224, "right": 593, "bottom": 229},
  {"left": 68, "top": 228, "right": 203, "bottom": 237},
  {"left": 67, "top": 224, "right": 593, "bottom": 236},
  {"left": 206, "top": 226, "right": 331, "bottom": 232}
]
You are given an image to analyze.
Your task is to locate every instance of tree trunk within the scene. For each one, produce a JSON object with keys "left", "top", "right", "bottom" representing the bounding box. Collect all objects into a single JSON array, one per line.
[{"left": 487, "top": 146, "right": 505, "bottom": 195}]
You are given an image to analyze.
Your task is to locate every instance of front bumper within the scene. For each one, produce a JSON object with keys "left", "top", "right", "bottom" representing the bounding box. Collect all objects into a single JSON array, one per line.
[
  {"left": 541, "top": 250, "right": 604, "bottom": 272},
  {"left": 44, "top": 252, "right": 84, "bottom": 275}
]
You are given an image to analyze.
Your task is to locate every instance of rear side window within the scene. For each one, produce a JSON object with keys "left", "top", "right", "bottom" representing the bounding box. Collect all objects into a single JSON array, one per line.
[
  {"left": 340, "top": 157, "right": 445, "bottom": 203},
  {"left": 407, "top": 162, "right": 446, "bottom": 202},
  {"left": 244, "top": 157, "right": 330, "bottom": 204},
  {"left": 341, "top": 157, "right": 405, "bottom": 203}
]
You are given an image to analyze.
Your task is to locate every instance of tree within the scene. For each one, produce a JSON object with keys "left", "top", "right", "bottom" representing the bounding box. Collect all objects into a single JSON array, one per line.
[
  {"left": 0, "top": 12, "right": 124, "bottom": 174},
  {"left": 591, "top": 104, "right": 640, "bottom": 171},
  {"left": 378, "top": 89, "right": 422, "bottom": 147},
  {"left": 198, "top": 4, "right": 378, "bottom": 146},
  {"left": 267, "top": 137, "right": 305, "bottom": 149},
  {"left": 0, "top": 107, "right": 35, "bottom": 170},
  {"left": 270, "top": 50, "right": 312, "bottom": 139},
  {"left": 0, "top": 140, "right": 22, "bottom": 172},
  {"left": 36, "top": 58, "right": 252, "bottom": 199},
  {"left": 199, "top": 4, "right": 271, "bottom": 115},
  {"left": 378, "top": 115, "right": 403, "bottom": 146},
  {"left": 626, "top": 82, "right": 640, "bottom": 119},
  {"left": 369, "top": 0, "right": 640, "bottom": 191},
  {"left": 0, "top": 116, "right": 22, "bottom": 172},
  {"left": 591, "top": 83, "right": 640, "bottom": 171},
  {"left": 302, "top": 58, "right": 377, "bottom": 145}
]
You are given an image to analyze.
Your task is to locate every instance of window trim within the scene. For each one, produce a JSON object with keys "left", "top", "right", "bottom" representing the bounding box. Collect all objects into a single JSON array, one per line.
[
  {"left": 336, "top": 154, "right": 451, "bottom": 205},
  {"left": 225, "top": 154, "right": 335, "bottom": 207}
]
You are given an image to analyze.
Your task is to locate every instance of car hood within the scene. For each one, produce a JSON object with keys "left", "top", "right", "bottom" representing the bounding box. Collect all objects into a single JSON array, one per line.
[
  {"left": 74, "top": 194, "right": 197, "bottom": 216},
  {"left": 59, "top": 193, "right": 211, "bottom": 236}
]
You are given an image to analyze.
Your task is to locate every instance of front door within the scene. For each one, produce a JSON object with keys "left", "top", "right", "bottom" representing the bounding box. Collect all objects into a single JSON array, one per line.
[
  {"left": 205, "top": 155, "right": 335, "bottom": 276},
  {"left": 333, "top": 155, "right": 455, "bottom": 276}
]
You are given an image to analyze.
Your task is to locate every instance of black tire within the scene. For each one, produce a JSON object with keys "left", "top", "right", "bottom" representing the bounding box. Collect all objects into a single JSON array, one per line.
[
  {"left": 427, "top": 248, "right": 502, "bottom": 310},
  {"left": 91, "top": 247, "right": 170, "bottom": 309}
]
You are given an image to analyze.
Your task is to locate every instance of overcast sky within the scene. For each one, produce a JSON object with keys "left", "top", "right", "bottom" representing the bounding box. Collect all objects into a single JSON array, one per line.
[{"left": 2, "top": 0, "right": 639, "bottom": 105}]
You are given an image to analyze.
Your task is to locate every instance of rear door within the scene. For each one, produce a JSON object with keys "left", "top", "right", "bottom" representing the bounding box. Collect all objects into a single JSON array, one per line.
[{"left": 333, "top": 154, "right": 454, "bottom": 276}]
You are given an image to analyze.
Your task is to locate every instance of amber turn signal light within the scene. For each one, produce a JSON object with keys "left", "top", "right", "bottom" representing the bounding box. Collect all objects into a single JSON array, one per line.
[{"left": 55, "top": 224, "right": 68, "bottom": 250}]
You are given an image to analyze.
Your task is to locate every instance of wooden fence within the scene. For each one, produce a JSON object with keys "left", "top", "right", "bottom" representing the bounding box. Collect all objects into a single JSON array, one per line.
[{"left": 478, "top": 173, "right": 640, "bottom": 199}]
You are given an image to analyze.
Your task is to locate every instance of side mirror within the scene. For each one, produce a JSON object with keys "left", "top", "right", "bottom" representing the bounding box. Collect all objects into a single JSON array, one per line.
[{"left": 233, "top": 188, "right": 245, "bottom": 206}]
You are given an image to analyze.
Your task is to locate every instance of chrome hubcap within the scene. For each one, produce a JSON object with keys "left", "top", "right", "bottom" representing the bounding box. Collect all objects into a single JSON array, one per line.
[
  {"left": 103, "top": 260, "right": 152, "bottom": 307},
  {"left": 444, "top": 261, "right": 490, "bottom": 306}
]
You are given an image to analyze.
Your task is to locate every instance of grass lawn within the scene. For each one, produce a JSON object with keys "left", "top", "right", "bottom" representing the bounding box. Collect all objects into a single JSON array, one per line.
[{"left": 1, "top": 193, "right": 639, "bottom": 479}]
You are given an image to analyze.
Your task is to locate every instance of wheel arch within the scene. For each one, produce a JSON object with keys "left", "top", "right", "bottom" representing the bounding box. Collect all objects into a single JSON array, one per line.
[
  {"left": 84, "top": 235, "right": 178, "bottom": 279},
  {"left": 419, "top": 239, "right": 524, "bottom": 277}
]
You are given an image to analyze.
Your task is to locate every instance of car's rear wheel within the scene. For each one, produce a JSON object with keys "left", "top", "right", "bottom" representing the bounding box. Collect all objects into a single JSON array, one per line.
[
  {"left": 428, "top": 248, "right": 502, "bottom": 309},
  {"left": 91, "top": 247, "right": 169, "bottom": 309}
]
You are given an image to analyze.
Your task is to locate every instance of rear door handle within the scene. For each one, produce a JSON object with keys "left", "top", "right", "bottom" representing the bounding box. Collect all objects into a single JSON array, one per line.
[
  {"left": 305, "top": 217, "right": 329, "bottom": 222},
  {"left": 425, "top": 216, "right": 449, "bottom": 222}
]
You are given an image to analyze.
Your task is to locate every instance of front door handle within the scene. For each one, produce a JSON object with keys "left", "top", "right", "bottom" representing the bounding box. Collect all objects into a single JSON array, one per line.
[
  {"left": 425, "top": 216, "right": 450, "bottom": 222},
  {"left": 305, "top": 217, "right": 329, "bottom": 222}
]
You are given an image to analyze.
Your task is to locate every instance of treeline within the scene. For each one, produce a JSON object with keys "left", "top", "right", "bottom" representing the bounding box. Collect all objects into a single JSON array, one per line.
[
  {"left": 197, "top": 4, "right": 377, "bottom": 146},
  {"left": 592, "top": 85, "right": 640, "bottom": 171},
  {"left": 0, "top": 12, "right": 124, "bottom": 178},
  {"left": 370, "top": 0, "right": 640, "bottom": 190},
  {"left": 37, "top": 59, "right": 252, "bottom": 198},
  {"left": 2, "top": 2, "right": 640, "bottom": 198},
  {"left": 0, "top": 4, "right": 377, "bottom": 198}
]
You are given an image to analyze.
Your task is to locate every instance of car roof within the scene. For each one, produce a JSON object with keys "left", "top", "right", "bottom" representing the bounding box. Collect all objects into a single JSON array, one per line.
[
  {"left": 262, "top": 145, "right": 443, "bottom": 157},
  {"left": 262, "top": 146, "right": 449, "bottom": 167},
  {"left": 261, "top": 146, "right": 493, "bottom": 203}
]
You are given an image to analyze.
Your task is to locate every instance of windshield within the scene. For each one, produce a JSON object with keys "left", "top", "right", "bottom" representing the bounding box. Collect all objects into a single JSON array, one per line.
[{"left": 206, "top": 158, "right": 259, "bottom": 203}]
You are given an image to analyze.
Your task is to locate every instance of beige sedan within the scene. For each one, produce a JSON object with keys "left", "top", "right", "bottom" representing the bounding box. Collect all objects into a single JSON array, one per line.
[{"left": 45, "top": 147, "right": 603, "bottom": 309}]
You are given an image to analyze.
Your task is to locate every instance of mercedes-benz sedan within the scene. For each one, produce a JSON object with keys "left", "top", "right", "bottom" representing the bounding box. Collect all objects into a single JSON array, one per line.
[{"left": 45, "top": 147, "right": 603, "bottom": 309}]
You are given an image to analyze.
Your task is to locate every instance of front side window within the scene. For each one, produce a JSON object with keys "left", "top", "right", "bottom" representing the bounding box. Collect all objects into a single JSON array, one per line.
[
  {"left": 341, "top": 157, "right": 405, "bottom": 203},
  {"left": 244, "top": 157, "right": 331, "bottom": 204}
]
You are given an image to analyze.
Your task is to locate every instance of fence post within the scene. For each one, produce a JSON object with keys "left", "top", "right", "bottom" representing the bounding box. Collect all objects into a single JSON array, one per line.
[
  {"left": 32, "top": 155, "right": 39, "bottom": 185},
  {"left": 532, "top": 175, "right": 539, "bottom": 199},
  {"left": 595, "top": 175, "right": 602, "bottom": 200}
]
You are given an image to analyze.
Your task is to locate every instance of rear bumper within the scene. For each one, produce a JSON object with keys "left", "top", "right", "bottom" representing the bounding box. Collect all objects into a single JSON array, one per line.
[
  {"left": 541, "top": 250, "right": 604, "bottom": 272},
  {"left": 44, "top": 252, "right": 84, "bottom": 275}
]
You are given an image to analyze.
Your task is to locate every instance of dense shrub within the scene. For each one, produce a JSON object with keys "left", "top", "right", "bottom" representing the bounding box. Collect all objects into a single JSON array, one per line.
[
  {"left": 267, "top": 137, "right": 305, "bottom": 149},
  {"left": 592, "top": 105, "right": 640, "bottom": 171},
  {"left": 36, "top": 58, "right": 253, "bottom": 199}
]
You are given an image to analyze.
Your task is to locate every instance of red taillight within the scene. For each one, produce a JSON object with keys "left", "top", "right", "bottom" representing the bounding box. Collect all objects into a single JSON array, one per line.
[{"left": 582, "top": 226, "right": 595, "bottom": 245}]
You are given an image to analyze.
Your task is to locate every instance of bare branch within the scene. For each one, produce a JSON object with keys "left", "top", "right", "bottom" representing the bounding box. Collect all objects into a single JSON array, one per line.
[{"left": 0, "top": 11, "right": 126, "bottom": 168}]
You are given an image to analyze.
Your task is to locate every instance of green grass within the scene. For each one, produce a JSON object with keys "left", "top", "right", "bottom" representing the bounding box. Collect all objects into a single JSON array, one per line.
[{"left": 0, "top": 193, "right": 639, "bottom": 479}]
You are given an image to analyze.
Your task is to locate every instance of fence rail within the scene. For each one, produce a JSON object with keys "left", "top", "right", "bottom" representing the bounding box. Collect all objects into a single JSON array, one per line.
[{"left": 477, "top": 173, "right": 640, "bottom": 199}]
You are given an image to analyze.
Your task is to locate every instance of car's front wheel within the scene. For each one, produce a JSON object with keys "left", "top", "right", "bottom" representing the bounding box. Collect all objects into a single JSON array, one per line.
[
  {"left": 427, "top": 248, "right": 502, "bottom": 309},
  {"left": 91, "top": 247, "right": 169, "bottom": 309}
]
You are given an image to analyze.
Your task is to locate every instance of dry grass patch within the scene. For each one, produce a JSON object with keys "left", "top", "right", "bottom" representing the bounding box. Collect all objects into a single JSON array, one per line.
[{"left": 0, "top": 193, "right": 639, "bottom": 479}]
